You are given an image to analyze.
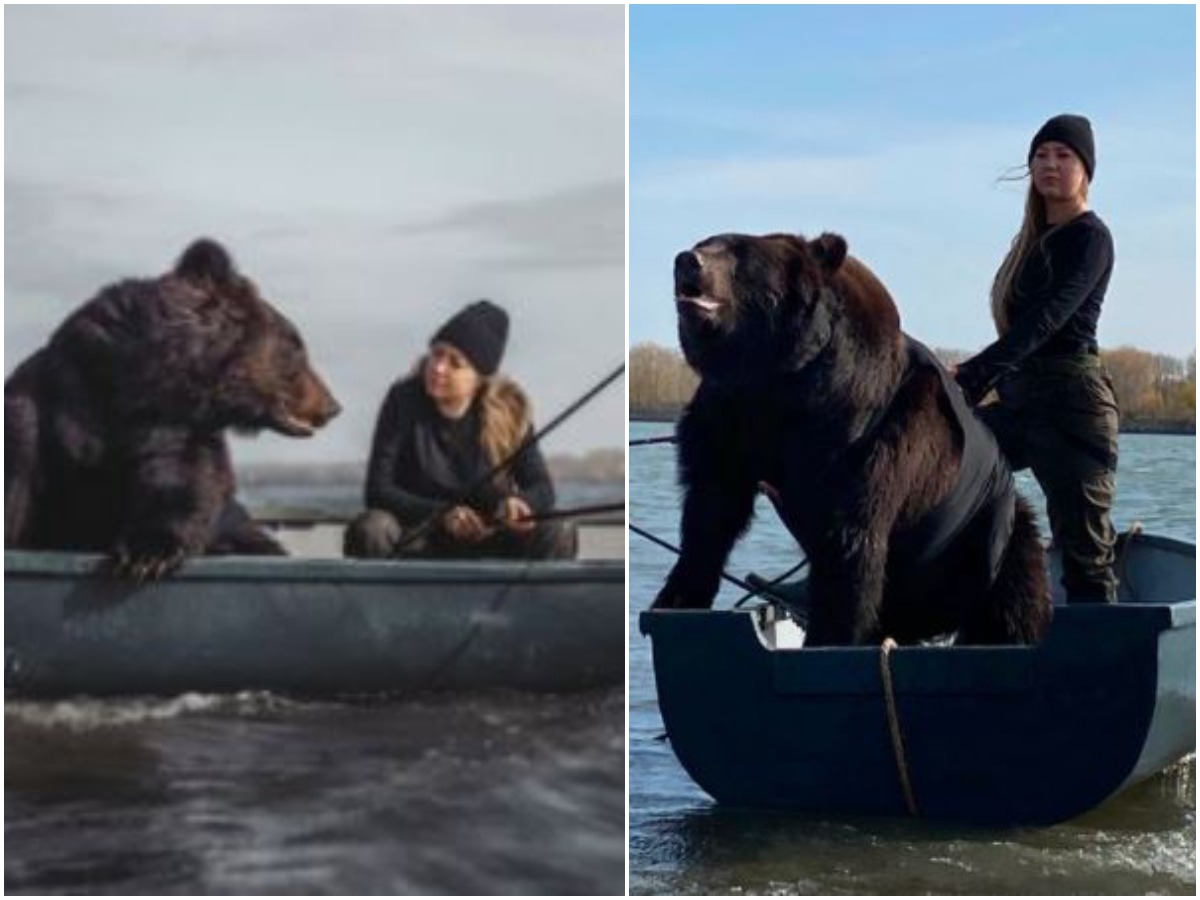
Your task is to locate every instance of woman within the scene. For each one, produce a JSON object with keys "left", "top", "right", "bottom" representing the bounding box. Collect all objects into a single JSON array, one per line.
[
  {"left": 955, "top": 114, "right": 1119, "bottom": 603},
  {"left": 344, "top": 300, "right": 575, "bottom": 560}
]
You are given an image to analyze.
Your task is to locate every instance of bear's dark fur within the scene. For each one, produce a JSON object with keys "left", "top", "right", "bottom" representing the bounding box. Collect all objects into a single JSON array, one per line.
[
  {"left": 654, "top": 232, "right": 1051, "bottom": 646},
  {"left": 5, "top": 238, "right": 341, "bottom": 578}
]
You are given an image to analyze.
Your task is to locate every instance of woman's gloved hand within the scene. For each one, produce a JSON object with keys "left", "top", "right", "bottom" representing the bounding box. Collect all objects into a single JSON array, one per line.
[
  {"left": 953, "top": 360, "right": 989, "bottom": 406},
  {"left": 442, "top": 504, "right": 492, "bottom": 542},
  {"left": 496, "top": 495, "right": 536, "bottom": 534}
]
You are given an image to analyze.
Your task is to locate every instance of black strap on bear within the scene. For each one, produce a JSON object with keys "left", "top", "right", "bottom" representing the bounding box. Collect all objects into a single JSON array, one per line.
[{"left": 888, "top": 338, "right": 1016, "bottom": 585}]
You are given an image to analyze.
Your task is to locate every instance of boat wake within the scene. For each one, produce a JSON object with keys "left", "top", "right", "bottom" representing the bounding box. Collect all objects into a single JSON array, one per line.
[{"left": 4, "top": 690, "right": 297, "bottom": 731}]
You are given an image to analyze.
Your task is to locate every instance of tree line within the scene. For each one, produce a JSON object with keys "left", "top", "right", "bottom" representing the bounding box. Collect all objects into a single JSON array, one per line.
[
  {"left": 629, "top": 341, "right": 1196, "bottom": 430},
  {"left": 628, "top": 342, "right": 700, "bottom": 418}
]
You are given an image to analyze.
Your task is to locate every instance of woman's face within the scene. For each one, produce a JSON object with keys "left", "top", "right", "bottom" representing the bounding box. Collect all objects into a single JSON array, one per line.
[
  {"left": 424, "top": 341, "right": 482, "bottom": 407},
  {"left": 1030, "top": 140, "right": 1088, "bottom": 204}
]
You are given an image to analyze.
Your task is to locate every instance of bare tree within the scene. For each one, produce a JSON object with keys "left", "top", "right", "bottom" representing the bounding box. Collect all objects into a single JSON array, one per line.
[
  {"left": 629, "top": 341, "right": 1194, "bottom": 426},
  {"left": 629, "top": 342, "right": 699, "bottom": 416}
]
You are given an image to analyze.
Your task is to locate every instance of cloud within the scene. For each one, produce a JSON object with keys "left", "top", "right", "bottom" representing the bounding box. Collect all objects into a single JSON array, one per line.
[
  {"left": 637, "top": 155, "right": 881, "bottom": 203},
  {"left": 392, "top": 181, "right": 625, "bottom": 270},
  {"left": 4, "top": 178, "right": 164, "bottom": 331},
  {"left": 631, "top": 116, "right": 1195, "bottom": 357},
  {"left": 5, "top": 6, "right": 626, "bottom": 461},
  {"left": 873, "top": 22, "right": 1073, "bottom": 74},
  {"left": 6, "top": 6, "right": 625, "bottom": 104}
]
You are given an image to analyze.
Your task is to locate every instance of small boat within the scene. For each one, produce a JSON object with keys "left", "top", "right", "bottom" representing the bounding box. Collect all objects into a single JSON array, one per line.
[
  {"left": 640, "top": 531, "right": 1195, "bottom": 826},
  {"left": 6, "top": 547, "right": 624, "bottom": 698}
]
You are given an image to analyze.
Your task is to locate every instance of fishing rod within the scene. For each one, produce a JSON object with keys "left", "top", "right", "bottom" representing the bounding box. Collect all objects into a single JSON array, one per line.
[
  {"left": 732, "top": 558, "right": 811, "bottom": 608},
  {"left": 395, "top": 363, "right": 626, "bottom": 550},
  {"left": 630, "top": 520, "right": 808, "bottom": 607},
  {"left": 251, "top": 502, "right": 623, "bottom": 532},
  {"left": 630, "top": 412, "right": 811, "bottom": 607},
  {"left": 516, "top": 501, "right": 624, "bottom": 524},
  {"left": 628, "top": 523, "right": 757, "bottom": 594},
  {"left": 629, "top": 435, "right": 677, "bottom": 447}
]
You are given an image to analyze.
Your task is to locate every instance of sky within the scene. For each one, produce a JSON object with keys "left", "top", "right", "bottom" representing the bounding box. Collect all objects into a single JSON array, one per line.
[
  {"left": 5, "top": 5, "right": 625, "bottom": 465},
  {"left": 630, "top": 4, "right": 1196, "bottom": 361}
]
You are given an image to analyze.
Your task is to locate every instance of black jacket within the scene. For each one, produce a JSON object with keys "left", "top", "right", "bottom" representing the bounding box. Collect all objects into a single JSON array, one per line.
[
  {"left": 957, "top": 211, "right": 1114, "bottom": 404},
  {"left": 364, "top": 377, "right": 555, "bottom": 526}
]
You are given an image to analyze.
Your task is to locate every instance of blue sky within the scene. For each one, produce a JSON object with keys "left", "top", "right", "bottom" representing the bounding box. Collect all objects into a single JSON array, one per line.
[
  {"left": 630, "top": 4, "right": 1196, "bottom": 359},
  {"left": 6, "top": 6, "right": 624, "bottom": 463}
]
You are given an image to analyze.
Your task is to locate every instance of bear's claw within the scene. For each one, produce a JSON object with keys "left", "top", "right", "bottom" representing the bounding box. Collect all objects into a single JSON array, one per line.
[{"left": 106, "top": 548, "right": 187, "bottom": 582}]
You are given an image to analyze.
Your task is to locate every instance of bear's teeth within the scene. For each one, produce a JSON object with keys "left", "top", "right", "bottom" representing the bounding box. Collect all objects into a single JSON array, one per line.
[
  {"left": 278, "top": 414, "right": 316, "bottom": 437},
  {"left": 676, "top": 295, "right": 720, "bottom": 313}
]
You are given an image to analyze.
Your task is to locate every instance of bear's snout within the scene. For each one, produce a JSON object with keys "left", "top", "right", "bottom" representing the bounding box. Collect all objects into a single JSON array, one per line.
[
  {"left": 315, "top": 393, "right": 341, "bottom": 426},
  {"left": 674, "top": 251, "right": 703, "bottom": 298},
  {"left": 269, "top": 371, "right": 341, "bottom": 438},
  {"left": 299, "top": 373, "right": 341, "bottom": 428}
]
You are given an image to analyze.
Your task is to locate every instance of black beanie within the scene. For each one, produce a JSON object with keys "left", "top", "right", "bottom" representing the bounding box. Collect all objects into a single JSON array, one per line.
[
  {"left": 431, "top": 300, "right": 509, "bottom": 376},
  {"left": 1028, "top": 114, "right": 1095, "bottom": 181}
]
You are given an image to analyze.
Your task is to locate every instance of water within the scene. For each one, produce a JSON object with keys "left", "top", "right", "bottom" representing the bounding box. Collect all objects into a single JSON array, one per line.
[
  {"left": 7, "top": 692, "right": 624, "bottom": 895},
  {"left": 630, "top": 421, "right": 1196, "bottom": 895},
  {"left": 6, "top": 479, "right": 625, "bottom": 895}
]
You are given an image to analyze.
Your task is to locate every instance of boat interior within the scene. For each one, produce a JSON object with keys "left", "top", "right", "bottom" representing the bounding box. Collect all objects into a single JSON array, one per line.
[{"left": 747, "top": 532, "right": 1195, "bottom": 651}]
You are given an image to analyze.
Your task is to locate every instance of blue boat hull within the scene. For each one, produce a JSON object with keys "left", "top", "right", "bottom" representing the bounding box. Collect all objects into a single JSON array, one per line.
[
  {"left": 641, "top": 533, "right": 1195, "bottom": 825},
  {"left": 6, "top": 552, "right": 625, "bottom": 697}
]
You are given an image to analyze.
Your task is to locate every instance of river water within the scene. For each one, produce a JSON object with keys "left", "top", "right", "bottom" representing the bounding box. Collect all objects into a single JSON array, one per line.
[
  {"left": 6, "top": 483, "right": 625, "bottom": 896},
  {"left": 630, "top": 422, "right": 1195, "bottom": 895}
]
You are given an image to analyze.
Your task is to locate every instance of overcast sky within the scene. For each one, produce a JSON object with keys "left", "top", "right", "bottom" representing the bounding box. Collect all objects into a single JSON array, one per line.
[
  {"left": 5, "top": 5, "right": 625, "bottom": 465},
  {"left": 631, "top": 5, "right": 1196, "bottom": 361}
]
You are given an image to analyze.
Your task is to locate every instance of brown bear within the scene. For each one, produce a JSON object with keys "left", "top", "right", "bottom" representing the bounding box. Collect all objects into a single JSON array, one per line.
[
  {"left": 5, "top": 238, "right": 341, "bottom": 579},
  {"left": 653, "top": 231, "right": 1051, "bottom": 646}
]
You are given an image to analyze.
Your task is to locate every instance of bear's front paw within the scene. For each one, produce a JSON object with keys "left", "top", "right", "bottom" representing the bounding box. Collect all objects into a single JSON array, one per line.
[
  {"left": 108, "top": 534, "right": 194, "bottom": 582},
  {"left": 652, "top": 566, "right": 719, "bottom": 610},
  {"left": 651, "top": 584, "right": 714, "bottom": 610},
  {"left": 651, "top": 589, "right": 686, "bottom": 610}
]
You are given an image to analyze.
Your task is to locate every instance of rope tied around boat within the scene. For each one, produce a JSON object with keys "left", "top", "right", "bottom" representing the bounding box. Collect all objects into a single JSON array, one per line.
[
  {"left": 1114, "top": 520, "right": 1143, "bottom": 601},
  {"left": 879, "top": 636, "right": 919, "bottom": 817}
]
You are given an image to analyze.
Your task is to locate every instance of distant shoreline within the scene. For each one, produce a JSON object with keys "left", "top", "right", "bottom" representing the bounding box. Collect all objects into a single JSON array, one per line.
[
  {"left": 631, "top": 408, "right": 1195, "bottom": 436},
  {"left": 629, "top": 409, "right": 681, "bottom": 424},
  {"left": 239, "top": 449, "right": 625, "bottom": 488},
  {"left": 1120, "top": 420, "right": 1196, "bottom": 436}
]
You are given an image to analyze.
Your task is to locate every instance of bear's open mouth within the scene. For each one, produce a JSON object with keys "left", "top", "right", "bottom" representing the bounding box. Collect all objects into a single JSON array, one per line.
[
  {"left": 271, "top": 412, "right": 319, "bottom": 438},
  {"left": 675, "top": 294, "right": 722, "bottom": 314}
]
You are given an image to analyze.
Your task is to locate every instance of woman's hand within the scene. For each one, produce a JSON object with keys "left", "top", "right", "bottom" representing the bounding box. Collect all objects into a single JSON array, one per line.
[
  {"left": 497, "top": 495, "right": 536, "bottom": 534},
  {"left": 952, "top": 360, "right": 983, "bottom": 405},
  {"left": 442, "top": 505, "right": 491, "bottom": 543}
]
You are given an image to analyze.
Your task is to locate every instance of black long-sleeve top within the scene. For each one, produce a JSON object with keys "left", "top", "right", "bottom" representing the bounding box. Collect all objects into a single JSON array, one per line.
[
  {"left": 956, "top": 211, "right": 1114, "bottom": 404},
  {"left": 364, "top": 377, "right": 555, "bottom": 527}
]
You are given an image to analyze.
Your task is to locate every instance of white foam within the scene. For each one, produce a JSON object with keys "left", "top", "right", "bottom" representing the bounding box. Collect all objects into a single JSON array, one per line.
[{"left": 4, "top": 691, "right": 290, "bottom": 731}]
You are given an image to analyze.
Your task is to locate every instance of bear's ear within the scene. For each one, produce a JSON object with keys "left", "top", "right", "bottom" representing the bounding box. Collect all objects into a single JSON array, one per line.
[
  {"left": 174, "top": 238, "right": 237, "bottom": 286},
  {"left": 809, "top": 232, "right": 848, "bottom": 275}
]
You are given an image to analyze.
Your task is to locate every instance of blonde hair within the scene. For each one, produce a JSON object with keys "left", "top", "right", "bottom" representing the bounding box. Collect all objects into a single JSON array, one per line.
[
  {"left": 478, "top": 376, "right": 530, "bottom": 469},
  {"left": 414, "top": 354, "right": 531, "bottom": 473},
  {"left": 990, "top": 174, "right": 1089, "bottom": 335}
]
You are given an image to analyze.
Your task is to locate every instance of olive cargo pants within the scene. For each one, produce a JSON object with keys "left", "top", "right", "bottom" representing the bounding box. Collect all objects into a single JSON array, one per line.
[{"left": 976, "top": 357, "right": 1120, "bottom": 604}]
